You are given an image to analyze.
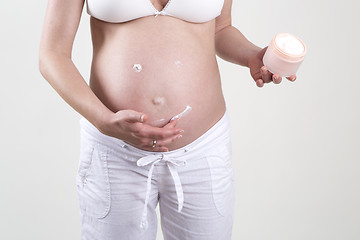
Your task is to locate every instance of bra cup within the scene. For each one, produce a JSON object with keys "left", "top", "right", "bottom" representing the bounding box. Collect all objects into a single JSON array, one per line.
[
  {"left": 165, "top": 0, "right": 225, "bottom": 23},
  {"left": 85, "top": 0, "right": 225, "bottom": 23},
  {"left": 86, "top": 0, "right": 154, "bottom": 23}
]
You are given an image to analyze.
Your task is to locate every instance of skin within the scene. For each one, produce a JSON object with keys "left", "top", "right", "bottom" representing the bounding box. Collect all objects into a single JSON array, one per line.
[{"left": 39, "top": 0, "right": 296, "bottom": 152}]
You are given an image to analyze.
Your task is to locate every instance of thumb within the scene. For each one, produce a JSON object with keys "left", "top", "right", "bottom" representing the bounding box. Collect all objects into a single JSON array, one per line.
[{"left": 120, "top": 110, "right": 147, "bottom": 123}]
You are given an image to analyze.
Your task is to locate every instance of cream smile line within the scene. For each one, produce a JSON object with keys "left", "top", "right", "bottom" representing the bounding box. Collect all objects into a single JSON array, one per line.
[{"left": 170, "top": 105, "right": 192, "bottom": 121}]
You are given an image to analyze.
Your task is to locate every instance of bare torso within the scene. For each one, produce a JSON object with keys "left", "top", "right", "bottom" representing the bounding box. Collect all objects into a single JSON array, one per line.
[{"left": 89, "top": 2, "right": 226, "bottom": 151}]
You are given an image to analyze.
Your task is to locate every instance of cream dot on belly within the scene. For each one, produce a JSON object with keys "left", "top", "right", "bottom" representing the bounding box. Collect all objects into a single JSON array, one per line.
[
  {"left": 133, "top": 64, "right": 142, "bottom": 72},
  {"left": 174, "top": 60, "right": 183, "bottom": 68},
  {"left": 152, "top": 97, "right": 165, "bottom": 105}
]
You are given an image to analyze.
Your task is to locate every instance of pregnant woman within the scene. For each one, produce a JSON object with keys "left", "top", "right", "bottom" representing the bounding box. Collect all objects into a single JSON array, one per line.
[{"left": 39, "top": 0, "right": 296, "bottom": 239}]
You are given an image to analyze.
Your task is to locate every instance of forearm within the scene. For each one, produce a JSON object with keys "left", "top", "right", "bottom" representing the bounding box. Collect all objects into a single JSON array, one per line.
[
  {"left": 215, "top": 25, "right": 262, "bottom": 67},
  {"left": 39, "top": 52, "right": 113, "bottom": 129}
]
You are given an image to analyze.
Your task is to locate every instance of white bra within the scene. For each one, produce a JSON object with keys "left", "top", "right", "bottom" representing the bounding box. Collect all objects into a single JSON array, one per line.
[{"left": 85, "top": 0, "right": 225, "bottom": 23}]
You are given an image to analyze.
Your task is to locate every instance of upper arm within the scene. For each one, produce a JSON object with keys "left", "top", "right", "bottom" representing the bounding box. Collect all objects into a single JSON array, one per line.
[
  {"left": 215, "top": 0, "right": 232, "bottom": 34},
  {"left": 39, "top": 0, "right": 85, "bottom": 58}
]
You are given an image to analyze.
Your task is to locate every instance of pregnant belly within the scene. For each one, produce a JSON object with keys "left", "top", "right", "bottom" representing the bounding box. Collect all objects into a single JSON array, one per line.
[{"left": 88, "top": 34, "right": 226, "bottom": 151}]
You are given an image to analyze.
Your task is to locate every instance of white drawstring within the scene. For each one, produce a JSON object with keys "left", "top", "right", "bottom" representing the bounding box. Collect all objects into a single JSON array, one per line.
[{"left": 136, "top": 154, "right": 187, "bottom": 230}]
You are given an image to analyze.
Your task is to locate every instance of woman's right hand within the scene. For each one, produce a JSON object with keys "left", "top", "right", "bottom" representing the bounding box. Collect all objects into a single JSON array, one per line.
[{"left": 98, "top": 109, "right": 184, "bottom": 152}]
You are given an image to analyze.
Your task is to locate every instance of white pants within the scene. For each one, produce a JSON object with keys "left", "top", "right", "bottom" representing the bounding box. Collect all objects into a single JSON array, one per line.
[{"left": 76, "top": 109, "right": 235, "bottom": 240}]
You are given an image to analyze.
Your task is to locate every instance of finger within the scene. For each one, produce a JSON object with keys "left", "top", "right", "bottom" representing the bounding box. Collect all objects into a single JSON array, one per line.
[
  {"left": 123, "top": 139, "right": 169, "bottom": 152},
  {"left": 286, "top": 75, "right": 297, "bottom": 81},
  {"left": 153, "top": 147, "right": 169, "bottom": 152},
  {"left": 133, "top": 124, "right": 184, "bottom": 139},
  {"left": 163, "top": 118, "right": 179, "bottom": 129},
  {"left": 137, "top": 144, "right": 169, "bottom": 152},
  {"left": 154, "top": 134, "right": 183, "bottom": 147},
  {"left": 141, "top": 138, "right": 173, "bottom": 152},
  {"left": 143, "top": 146, "right": 169, "bottom": 152},
  {"left": 121, "top": 110, "right": 147, "bottom": 123},
  {"left": 261, "top": 66, "right": 272, "bottom": 83},
  {"left": 272, "top": 73, "right": 282, "bottom": 84},
  {"left": 256, "top": 79, "right": 264, "bottom": 88}
]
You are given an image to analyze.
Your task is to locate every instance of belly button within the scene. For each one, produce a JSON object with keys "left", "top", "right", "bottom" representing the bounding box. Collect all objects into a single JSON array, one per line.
[{"left": 152, "top": 97, "right": 165, "bottom": 105}]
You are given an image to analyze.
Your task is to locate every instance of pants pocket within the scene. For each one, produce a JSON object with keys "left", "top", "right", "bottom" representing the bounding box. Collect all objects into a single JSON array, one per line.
[
  {"left": 205, "top": 140, "right": 235, "bottom": 217},
  {"left": 76, "top": 137, "right": 111, "bottom": 219}
]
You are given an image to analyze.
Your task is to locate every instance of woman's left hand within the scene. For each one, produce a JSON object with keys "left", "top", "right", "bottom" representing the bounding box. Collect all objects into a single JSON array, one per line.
[{"left": 248, "top": 47, "right": 297, "bottom": 88}]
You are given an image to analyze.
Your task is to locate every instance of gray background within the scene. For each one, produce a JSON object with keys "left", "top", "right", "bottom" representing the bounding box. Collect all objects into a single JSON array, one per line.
[{"left": 1, "top": 0, "right": 359, "bottom": 239}]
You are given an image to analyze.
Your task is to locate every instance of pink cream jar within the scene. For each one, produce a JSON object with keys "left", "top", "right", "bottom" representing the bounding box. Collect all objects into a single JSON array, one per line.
[{"left": 263, "top": 33, "right": 307, "bottom": 77}]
